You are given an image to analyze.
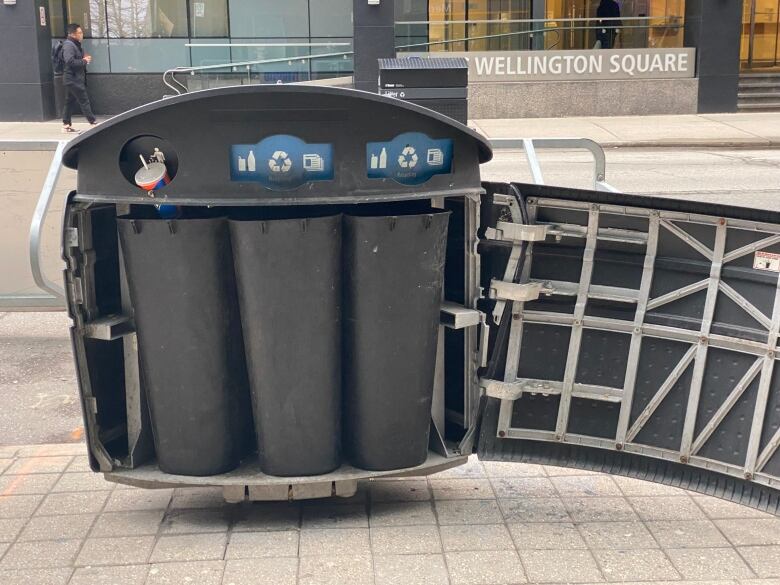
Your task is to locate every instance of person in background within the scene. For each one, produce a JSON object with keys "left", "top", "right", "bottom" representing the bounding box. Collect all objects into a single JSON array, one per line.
[
  {"left": 597, "top": 0, "right": 622, "bottom": 49},
  {"left": 61, "top": 23, "right": 97, "bottom": 134}
]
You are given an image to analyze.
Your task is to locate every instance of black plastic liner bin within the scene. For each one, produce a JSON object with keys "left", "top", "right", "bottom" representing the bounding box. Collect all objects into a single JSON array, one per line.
[
  {"left": 343, "top": 210, "right": 451, "bottom": 470},
  {"left": 230, "top": 215, "right": 342, "bottom": 476},
  {"left": 117, "top": 217, "right": 253, "bottom": 476}
]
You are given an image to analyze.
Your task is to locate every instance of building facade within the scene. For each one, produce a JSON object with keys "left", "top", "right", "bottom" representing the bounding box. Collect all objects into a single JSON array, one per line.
[{"left": 0, "top": 1, "right": 763, "bottom": 120}]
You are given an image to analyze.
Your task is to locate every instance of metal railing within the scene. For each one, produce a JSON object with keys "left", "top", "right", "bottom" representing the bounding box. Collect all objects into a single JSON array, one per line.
[{"left": 0, "top": 140, "right": 68, "bottom": 311}]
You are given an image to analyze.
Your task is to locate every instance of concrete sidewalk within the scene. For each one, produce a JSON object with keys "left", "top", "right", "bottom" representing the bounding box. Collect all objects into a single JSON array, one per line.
[
  {"left": 0, "top": 443, "right": 777, "bottom": 585},
  {"left": 5, "top": 112, "right": 780, "bottom": 148}
]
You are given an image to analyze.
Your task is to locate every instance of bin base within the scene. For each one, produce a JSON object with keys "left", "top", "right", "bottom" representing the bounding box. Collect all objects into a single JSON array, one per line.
[{"left": 103, "top": 451, "right": 467, "bottom": 501}]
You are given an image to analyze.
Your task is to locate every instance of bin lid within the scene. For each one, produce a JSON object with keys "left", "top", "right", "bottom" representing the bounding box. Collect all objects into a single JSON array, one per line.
[{"left": 62, "top": 85, "right": 492, "bottom": 206}]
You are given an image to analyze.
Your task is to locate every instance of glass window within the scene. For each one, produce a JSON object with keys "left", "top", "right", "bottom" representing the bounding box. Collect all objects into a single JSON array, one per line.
[
  {"left": 106, "top": 0, "right": 189, "bottom": 38},
  {"left": 310, "top": 0, "right": 352, "bottom": 37},
  {"left": 66, "top": 0, "right": 107, "bottom": 38},
  {"left": 108, "top": 38, "right": 190, "bottom": 71},
  {"left": 81, "top": 38, "right": 110, "bottom": 72},
  {"left": 230, "top": 38, "right": 311, "bottom": 81},
  {"left": 228, "top": 0, "right": 309, "bottom": 38},
  {"left": 49, "top": 1, "right": 66, "bottom": 38},
  {"left": 189, "top": 38, "right": 231, "bottom": 67},
  {"left": 189, "top": 0, "right": 229, "bottom": 37},
  {"left": 310, "top": 38, "right": 354, "bottom": 76}
]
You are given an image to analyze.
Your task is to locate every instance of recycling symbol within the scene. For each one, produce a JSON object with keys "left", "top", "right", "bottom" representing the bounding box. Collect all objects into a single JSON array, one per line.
[
  {"left": 268, "top": 150, "right": 292, "bottom": 173},
  {"left": 398, "top": 146, "right": 418, "bottom": 169}
]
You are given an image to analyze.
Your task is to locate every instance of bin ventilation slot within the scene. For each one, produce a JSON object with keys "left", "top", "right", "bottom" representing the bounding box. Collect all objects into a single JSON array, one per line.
[
  {"left": 485, "top": 222, "right": 548, "bottom": 243},
  {"left": 440, "top": 303, "right": 482, "bottom": 329},
  {"left": 488, "top": 279, "right": 547, "bottom": 303},
  {"left": 84, "top": 315, "right": 135, "bottom": 341},
  {"left": 482, "top": 378, "right": 624, "bottom": 403}
]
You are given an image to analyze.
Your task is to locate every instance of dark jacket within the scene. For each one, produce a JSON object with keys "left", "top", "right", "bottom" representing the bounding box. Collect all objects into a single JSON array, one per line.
[
  {"left": 62, "top": 38, "right": 88, "bottom": 87},
  {"left": 597, "top": 0, "right": 622, "bottom": 29}
]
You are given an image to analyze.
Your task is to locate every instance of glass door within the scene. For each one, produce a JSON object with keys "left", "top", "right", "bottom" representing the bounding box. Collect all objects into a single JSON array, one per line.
[{"left": 743, "top": 0, "right": 780, "bottom": 69}]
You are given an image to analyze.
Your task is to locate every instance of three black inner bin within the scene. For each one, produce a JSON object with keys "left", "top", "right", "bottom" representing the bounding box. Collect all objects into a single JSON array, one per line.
[{"left": 117, "top": 203, "right": 451, "bottom": 477}]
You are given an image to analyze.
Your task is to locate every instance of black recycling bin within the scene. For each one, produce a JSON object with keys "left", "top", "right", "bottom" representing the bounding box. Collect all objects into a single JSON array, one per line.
[
  {"left": 343, "top": 210, "right": 451, "bottom": 470},
  {"left": 230, "top": 214, "right": 342, "bottom": 476},
  {"left": 117, "top": 217, "right": 253, "bottom": 476}
]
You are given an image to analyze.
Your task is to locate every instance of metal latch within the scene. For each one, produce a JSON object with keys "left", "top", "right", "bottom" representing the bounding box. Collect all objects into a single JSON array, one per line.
[
  {"left": 486, "top": 222, "right": 549, "bottom": 243},
  {"left": 64, "top": 227, "right": 79, "bottom": 248},
  {"left": 488, "top": 279, "right": 547, "bottom": 303}
]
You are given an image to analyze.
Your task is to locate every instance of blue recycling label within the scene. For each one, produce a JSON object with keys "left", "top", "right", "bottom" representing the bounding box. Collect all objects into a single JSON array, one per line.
[
  {"left": 366, "top": 132, "right": 453, "bottom": 186},
  {"left": 230, "top": 135, "right": 333, "bottom": 190}
]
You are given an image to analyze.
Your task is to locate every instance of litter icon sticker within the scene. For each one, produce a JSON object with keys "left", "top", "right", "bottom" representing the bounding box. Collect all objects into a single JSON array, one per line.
[
  {"left": 754, "top": 250, "right": 780, "bottom": 273},
  {"left": 367, "top": 132, "right": 453, "bottom": 186},
  {"left": 231, "top": 135, "right": 333, "bottom": 190}
]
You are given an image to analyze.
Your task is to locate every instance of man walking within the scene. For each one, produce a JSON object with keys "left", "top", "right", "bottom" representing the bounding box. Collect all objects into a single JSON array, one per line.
[{"left": 61, "top": 24, "right": 97, "bottom": 134}]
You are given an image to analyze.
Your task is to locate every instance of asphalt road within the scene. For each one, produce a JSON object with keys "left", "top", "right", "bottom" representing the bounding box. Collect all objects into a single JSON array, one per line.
[{"left": 2, "top": 147, "right": 780, "bottom": 445}]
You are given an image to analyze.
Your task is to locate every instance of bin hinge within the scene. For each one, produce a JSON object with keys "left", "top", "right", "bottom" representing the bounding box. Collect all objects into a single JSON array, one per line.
[
  {"left": 64, "top": 227, "right": 79, "bottom": 248},
  {"left": 485, "top": 221, "right": 549, "bottom": 243},
  {"left": 478, "top": 312, "right": 490, "bottom": 368},
  {"left": 480, "top": 379, "right": 525, "bottom": 401},
  {"left": 68, "top": 277, "right": 84, "bottom": 305},
  {"left": 488, "top": 279, "right": 550, "bottom": 303}
]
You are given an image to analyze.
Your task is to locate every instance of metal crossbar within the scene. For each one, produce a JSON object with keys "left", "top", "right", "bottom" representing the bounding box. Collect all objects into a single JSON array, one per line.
[{"left": 0, "top": 140, "right": 67, "bottom": 312}]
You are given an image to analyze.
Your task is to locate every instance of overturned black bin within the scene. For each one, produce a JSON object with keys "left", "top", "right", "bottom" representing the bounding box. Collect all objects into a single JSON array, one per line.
[
  {"left": 117, "top": 217, "right": 253, "bottom": 476},
  {"left": 344, "top": 209, "right": 451, "bottom": 470},
  {"left": 60, "top": 84, "right": 491, "bottom": 499},
  {"left": 230, "top": 213, "right": 342, "bottom": 477}
]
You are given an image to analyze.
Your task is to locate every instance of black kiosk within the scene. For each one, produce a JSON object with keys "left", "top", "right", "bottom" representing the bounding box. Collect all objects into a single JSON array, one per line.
[{"left": 61, "top": 86, "right": 780, "bottom": 513}]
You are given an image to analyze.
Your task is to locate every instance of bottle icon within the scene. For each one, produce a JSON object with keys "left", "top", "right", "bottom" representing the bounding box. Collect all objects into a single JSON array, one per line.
[
  {"left": 370, "top": 153, "right": 379, "bottom": 169},
  {"left": 247, "top": 150, "right": 256, "bottom": 172},
  {"left": 379, "top": 147, "right": 387, "bottom": 169}
]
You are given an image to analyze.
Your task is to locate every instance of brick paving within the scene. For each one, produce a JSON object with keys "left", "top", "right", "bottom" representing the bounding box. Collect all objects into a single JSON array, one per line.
[{"left": 0, "top": 444, "right": 777, "bottom": 584}]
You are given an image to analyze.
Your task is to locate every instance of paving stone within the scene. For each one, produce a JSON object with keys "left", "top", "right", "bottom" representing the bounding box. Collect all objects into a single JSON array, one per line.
[
  {"left": 0, "top": 494, "right": 44, "bottom": 518},
  {"left": 563, "top": 497, "right": 639, "bottom": 522},
  {"left": 226, "top": 530, "right": 300, "bottom": 559},
  {"left": 302, "top": 503, "right": 368, "bottom": 529},
  {"left": 0, "top": 459, "right": 11, "bottom": 475},
  {"left": 628, "top": 496, "right": 706, "bottom": 521},
  {"left": 16, "top": 444, "right": 85, "bottom": 457},
  {"left": 374, "top": 553, "right": 449, "bottom": 585},
  {"left": 578, "top": 521, "right": 658, "bottom": 549},
  {"left": 298, "top": 528, "right": 368, "bottom": 557},
  {"left": 298, "top": 555, "right": 373, "bottom": 585},
  {"left": 430, "top": 456, "right": 485, "bottom": 479},
  {"left": 68, "top": 564, "right": 149, "bottom": 585},
  {"left": 481, "top": 461, "right": 546, "bottom": 478},
  {"left": 646, "top": 520, "right": 730, "bottom": 548},
  {"left": 715, "top": 518, "right": 780, "bottom": 546},
  {"left": 593, "top": 548, "right": 680, "bottom": 582},
  {"left": 666, "top": 547, "right": 755, "bottom": 580},
  {"left": 544, "top": 465, "right": 601, "bottom": 477},
  {"left": 490, "top": 477, "right": 556, "bottom": 498},
  {"left": 4, "top": 456, "right": 73, "bottom": 475},
  {"left": 0, "top": 542, "right": 7, "bottom": 558},
  {"left": 170, "top": 487, "right": 226, "bottom": 510},
  {"left": 19, "top": 513, "right": 95, "bottom": 541},
  {"left": 65, "top": 457, "right": 93, "bottom": 473},
  {"left": 0, "top": 517, "right": 28, "bottom": 542},
  {"left": 508, "top": 521, "right": 588, "bottom": 550},
  {"left": 159, "top": 507, "right": 230, "bottom": 535},
  {"left": 51, "top": 471, "right": 112, "bottom": 492},
  {"left": 370, "top": 525, "right": 442, "bottom": 555},
  {"left": 36, "top": 491, "right": 109, "bottom": 516},
  {"left": 0, "top": 473, "right": 60, "bottom": 495},
  {"left": 612, "top": 476, "right": 687, "bottom": 496},
  {"left": 222, "top": 557, "right": 298, "bottom": 585},
  {"left": 370, "top": 501, "right": 437, "bottom": 527},
  {"left": 145, "top": 560, "right": 225, "bottom": 585},
  {"left": 440, "top": 523, "right": 514, "bottom": 552},
  {"left": 446, "top": 550, "right": 527, "bottom": 584},
  {"left": 232, "top": 503, "right": 301, "bottom": 532},
  {"left": 693, "top": 496, "right": 774, "bottom": 519},
  {"left": 550, "top": 475, "right": 623, "bottom": 497},
  {"left": 429, "top": 479, "right": 494, "bottom": 500},
  {"left": 149, "top": 533, "right": 227, "bottom": 563},
  {"left": 90, "top": 509, "right": 165, "bottom": 537},
  {"left": 738, "top": 546, "right": 780, "bottom": 578},
  {"left": 520, "top": 548, "right": 603, "bottom": 583},
  {"left": 75, "top": 536, "right": 155, "bottom": 566},
  {"left": 498, "top": 497, "right": 572, "bottom": 523},
  {"left": 434, "top": 499, "right": 503, "bottom": 525},
  {"left": 0, "top": 447, "right": 19, "bottom": 458},
  {"left": 103, "top": 489, "right": 172, "bottom": 512},
  {"left": 0, "top": 568, "right": 72, "bottom": 585},
  {"left": 370, "top": 479, "right": 431, "bottom": 502},
  {"left": 0, "top": 538, "right": 81, "bottom": 569}
]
